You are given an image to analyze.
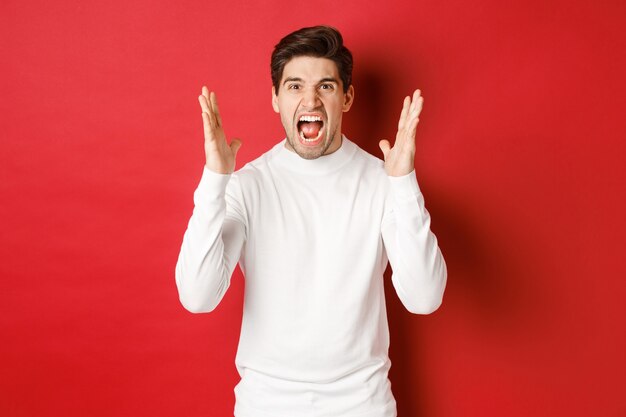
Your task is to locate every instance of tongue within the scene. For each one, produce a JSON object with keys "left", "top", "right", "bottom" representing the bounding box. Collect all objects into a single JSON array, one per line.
[{"left": 300, "top": 122, "right": 322, "bottom": 139}]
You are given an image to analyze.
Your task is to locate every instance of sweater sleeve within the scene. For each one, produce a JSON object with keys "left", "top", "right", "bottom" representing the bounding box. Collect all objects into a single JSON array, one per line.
[
  {"left": 381, "top": 170, "right": 447, "bottom": 314},
  {"left": 175, "top": 167, "right": 247, "bottom": 313}
]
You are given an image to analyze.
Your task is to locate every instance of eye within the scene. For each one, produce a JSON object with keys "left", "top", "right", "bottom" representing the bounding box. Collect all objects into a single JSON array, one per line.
[
  {"left": 319, "top": 83, "right": 335, "bottom": 91},
  {"left": 287, "top": 84, "right": 301, "bottom": 90}
]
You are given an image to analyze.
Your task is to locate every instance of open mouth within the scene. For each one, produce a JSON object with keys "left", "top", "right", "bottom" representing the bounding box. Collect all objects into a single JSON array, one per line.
[{"left": 297, "top": 115, "right": 324, "bottom": 144}]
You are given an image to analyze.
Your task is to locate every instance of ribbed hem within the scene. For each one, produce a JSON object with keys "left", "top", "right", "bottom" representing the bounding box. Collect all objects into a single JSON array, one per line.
[{"left": 234, "top": 398, "right": 397, "bottom": 417}]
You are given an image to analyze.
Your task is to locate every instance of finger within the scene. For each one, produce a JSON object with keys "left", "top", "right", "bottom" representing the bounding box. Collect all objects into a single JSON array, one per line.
[
  {"left": 210, "top": 92, "right": 223, "bottom": 127},
  {"left": 230, "top": 138, "right": 242, "bottom": 156},
  {"left": 407, "top": 114, "right": 419, "bottom": 140},
  {"left": 400, "top": 92, "right": 420, "bottom": 144},
  {"left": 411, "top": 90, "right": 423, "bottom": 118},
  {"left": 201, "top": 111, "right": 216, "bottom": 141},
  {"left": 407, "top": 96, "right": 423, "bottom": 125},
  {"left": 412, "top": 89, "right": 421, "bottom": 104},
  {"left": 415, "top": 96, "right": 424, "bottom": 118},
  {"left": 408, "top": 89, "right": 421, "bottom": 114},
  {"left": 206, "top": 91, "right": 218, "bottom": 127},
  {"left": 398, "top": 96, "right": 411, "bottom": 131},
  {"left": 198, "top": 94, "right": 211, "bottom": 114},
  {"left": 199, "top": 96, "right": 215, "bottom": 129},
  {"left": 379, "top": 139, "right": 391, "bottom": 159},
  {"left": 202, "top": 86, "right": 210, "bottom": 102}
]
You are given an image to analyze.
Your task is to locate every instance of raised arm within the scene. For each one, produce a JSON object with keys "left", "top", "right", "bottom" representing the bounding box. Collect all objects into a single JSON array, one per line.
[
  {"left": 175, "top": 88, "right": 246, "bottom": 313},
  {"left": 380, "top": 90, "right": 447, "bottom": 314}
]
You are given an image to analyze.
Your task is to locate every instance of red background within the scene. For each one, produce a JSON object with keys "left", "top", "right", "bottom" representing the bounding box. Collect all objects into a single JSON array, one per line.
[{"left": 2, "top": 0, "right": 625, "bottom": 416}]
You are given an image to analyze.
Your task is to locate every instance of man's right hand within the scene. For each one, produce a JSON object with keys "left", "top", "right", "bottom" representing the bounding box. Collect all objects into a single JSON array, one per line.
[{"left": 199, "top": 86, "right": 242, "bottom": 174}]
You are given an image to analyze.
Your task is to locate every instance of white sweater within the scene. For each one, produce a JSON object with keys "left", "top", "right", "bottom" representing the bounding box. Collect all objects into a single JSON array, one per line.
[{"left": 175, "top": 137, "right": 447, "bottom": 417}]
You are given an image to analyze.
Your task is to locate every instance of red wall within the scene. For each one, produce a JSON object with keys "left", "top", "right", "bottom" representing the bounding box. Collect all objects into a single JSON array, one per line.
[{"left": 2, "top": 0, "right": 624, "bottom": 416}]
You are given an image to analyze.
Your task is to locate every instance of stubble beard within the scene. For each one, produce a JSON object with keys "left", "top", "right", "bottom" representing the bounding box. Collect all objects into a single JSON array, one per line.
[{"left": 285, "top": 125, "right": 341, "bottom": 160}]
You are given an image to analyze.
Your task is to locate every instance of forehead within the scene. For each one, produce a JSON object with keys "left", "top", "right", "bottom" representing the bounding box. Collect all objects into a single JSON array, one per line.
[{"left": 280, "top": 56, "right": 340, "bottom": 82}]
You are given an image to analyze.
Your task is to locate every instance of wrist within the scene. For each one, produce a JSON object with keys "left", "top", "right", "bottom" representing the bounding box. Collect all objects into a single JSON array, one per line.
[{"left": 385, "top": 161, "right": 415, "bottom": 177}]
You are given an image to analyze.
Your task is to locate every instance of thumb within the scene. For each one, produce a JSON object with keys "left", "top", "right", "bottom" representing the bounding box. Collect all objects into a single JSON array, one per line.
[
  {"left": 230, "top": 138, "right": 242, "bottom": 156},
  {"left": 378, "top": 139, "right": 391, "bottom": 160}
]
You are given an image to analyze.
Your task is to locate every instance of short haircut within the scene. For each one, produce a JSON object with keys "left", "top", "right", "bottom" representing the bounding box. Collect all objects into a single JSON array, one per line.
[{"left": 271, "top": 25, "right": 353, "bottom": 93}]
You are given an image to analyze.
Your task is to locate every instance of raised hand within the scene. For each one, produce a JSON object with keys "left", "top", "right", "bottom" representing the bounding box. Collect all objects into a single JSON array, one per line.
[
  {"left": 198, "top": 86, "right": 242, "bottom": 174},
  {"left": 378, "top": 89, "right": 423, "bottom": 177}
]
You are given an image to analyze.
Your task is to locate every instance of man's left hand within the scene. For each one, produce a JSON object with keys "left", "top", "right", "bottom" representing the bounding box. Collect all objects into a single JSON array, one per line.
[{"left": 379, "top": 89, "right": 423, "bottom": 177}]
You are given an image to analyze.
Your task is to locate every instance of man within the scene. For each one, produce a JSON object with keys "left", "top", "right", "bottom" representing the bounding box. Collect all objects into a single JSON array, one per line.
[{"left": 176, "top": 26, "right": 447, "bottom": 417}]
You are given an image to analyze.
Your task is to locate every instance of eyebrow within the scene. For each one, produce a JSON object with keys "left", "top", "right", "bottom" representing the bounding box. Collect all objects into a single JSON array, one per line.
[{"left": 282, "top": 77, "right": 340, "bottom": 85}]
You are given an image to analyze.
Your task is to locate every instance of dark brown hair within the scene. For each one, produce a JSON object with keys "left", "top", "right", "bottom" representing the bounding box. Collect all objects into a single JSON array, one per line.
[{"left": 271, "top": 26, "right": 353, "bottom": 93}]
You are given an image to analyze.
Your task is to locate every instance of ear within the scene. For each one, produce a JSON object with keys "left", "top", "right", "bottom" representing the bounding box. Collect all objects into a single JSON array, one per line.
[
  {"left": 272, "top": 86, "right": 280, "bottom": 113},
  {"left": 342, "top": 85, "right": 355, "bottom": 112}
]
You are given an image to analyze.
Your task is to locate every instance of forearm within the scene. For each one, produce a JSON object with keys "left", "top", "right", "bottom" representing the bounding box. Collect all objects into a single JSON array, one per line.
[
  {"left": 175, "top": 168, "right": 245, "bottom": 313},
  {"left": 382, "top": 171, "right": 447, "bottom": 314}
]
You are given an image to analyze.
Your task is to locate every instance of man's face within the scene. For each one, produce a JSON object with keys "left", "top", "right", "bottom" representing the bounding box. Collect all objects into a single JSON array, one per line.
[{"left": 272, "top": 56, "right": 354, "bottom": 159}]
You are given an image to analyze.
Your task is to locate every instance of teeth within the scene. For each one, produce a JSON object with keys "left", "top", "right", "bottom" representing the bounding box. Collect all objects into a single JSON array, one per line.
[{"left": 299, "top": 115, "right": 322, "bottom": 122}]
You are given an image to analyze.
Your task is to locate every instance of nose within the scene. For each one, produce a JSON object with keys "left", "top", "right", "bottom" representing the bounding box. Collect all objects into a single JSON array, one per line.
[{"left": 301, "top": 87, "right": 321, "bottom": 109}]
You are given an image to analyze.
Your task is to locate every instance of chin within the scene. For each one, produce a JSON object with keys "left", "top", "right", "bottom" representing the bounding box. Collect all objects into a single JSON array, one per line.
[
  {"left": 287, "top": 130, "right": 334, "bottom": 160},
  {"left": 289, "top": 141, "right": 329, "bottom": 160}
]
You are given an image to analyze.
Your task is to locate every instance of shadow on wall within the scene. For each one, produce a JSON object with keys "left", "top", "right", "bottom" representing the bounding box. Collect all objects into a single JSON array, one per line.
[
  {"left": 349, "top": 52, "right": 529, "bottom": 415},
  {"left": 347, "top": 53, "right": 435, "bottom": 415},
  {"left": 384, "top": 189, "right": 532, "bottom": 415},
  {"left": 344, "top": 58, "right": 391, "bottom": 158}
]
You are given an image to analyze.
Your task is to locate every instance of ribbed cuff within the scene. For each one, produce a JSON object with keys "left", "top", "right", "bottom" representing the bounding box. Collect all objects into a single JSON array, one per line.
[
  {"left": 387, "top": 170, "right": 421, "bottom": 200},
  {"left": 194, "top": 166, "right": 232, "bottom": 203}
]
